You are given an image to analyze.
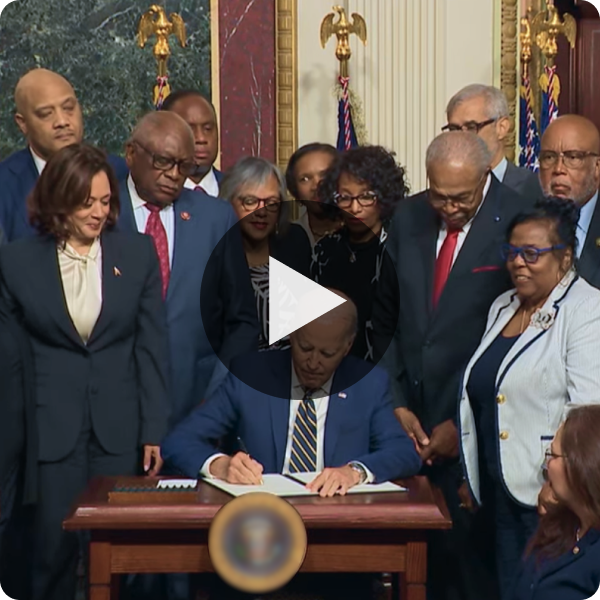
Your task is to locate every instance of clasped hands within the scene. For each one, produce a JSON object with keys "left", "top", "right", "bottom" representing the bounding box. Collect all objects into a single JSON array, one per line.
[
  {"left": 209, "top": 453, "right": 363, "bottom": 497},
  {"left": 395, "top": 407, "right": 459, "bottom": 466}
]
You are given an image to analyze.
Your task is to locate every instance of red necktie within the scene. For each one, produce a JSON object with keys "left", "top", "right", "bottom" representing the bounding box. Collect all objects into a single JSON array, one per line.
[
  {"left": 432, "top": 227, "right": 462, "bottom": 307},
  {"left": 144, "top": 203, "right": 170, "bottom": 299},
  {"left": 194, "top": 185, "right": 206, "bottom": 194}
]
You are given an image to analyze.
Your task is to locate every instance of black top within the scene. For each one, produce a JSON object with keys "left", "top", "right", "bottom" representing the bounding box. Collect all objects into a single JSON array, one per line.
[
  {"left": 311, "top": 228, "right": 384, "bottom": 361},
  {"left": 467, "top": 332, "right": 520, "bottom": 481}
]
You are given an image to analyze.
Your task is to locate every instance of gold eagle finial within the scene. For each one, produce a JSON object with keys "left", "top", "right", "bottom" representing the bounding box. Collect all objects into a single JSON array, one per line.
[
  {"left": 320, "top": 6, "right": 367, "bottom": 77},
  {"left": 532, "top": 0, "right": 576, "bottom": 66},
  {"left": 137, "top": 5, "right": 186, "bottom": 78}
]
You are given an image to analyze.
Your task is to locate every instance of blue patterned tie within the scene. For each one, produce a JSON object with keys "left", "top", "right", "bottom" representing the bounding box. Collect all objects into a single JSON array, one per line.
[{"left": 289, "top": 390, "right": 318, "bottom": 472}]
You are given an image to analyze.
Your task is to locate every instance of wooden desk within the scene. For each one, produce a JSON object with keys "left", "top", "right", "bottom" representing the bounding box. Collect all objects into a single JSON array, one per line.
[{"left": 64, "top": 476, "right": 451, "bottom": 600}]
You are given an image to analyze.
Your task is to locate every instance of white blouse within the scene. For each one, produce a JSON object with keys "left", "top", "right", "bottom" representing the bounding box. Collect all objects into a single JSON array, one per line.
[{"left": 57, "top": 238, "right": 103, "bottom": 343}]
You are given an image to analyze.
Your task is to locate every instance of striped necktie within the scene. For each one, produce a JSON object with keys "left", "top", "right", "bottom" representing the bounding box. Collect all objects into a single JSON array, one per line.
[{"left": 289, "top": 390, "right": 318, "bottom": 473}]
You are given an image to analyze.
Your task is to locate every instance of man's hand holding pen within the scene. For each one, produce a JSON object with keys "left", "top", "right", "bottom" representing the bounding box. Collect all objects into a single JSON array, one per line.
[{"left": 209, "top": 453, "right": 264, "bottom": 484}]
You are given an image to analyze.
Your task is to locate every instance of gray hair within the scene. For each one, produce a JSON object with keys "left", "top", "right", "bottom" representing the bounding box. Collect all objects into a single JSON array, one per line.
[
  {"left": 220, "top": 156, "right": 290, "bottom": 231},
  {"left": 426, "top": 131, "right": 492, "bottom": 176},
  {"left": 446, "top": 84, "right": 510, "bottom": 120}
]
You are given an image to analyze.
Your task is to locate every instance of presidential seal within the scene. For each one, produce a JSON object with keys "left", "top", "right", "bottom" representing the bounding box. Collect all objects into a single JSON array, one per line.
[{"left": 208, "top": 492, "right": 307, "bottom": 593}]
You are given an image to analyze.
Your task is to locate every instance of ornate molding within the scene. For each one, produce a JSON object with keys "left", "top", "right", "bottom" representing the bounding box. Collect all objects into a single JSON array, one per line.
[
  {"left": 275, "top": 0, "right": 298, "bottom": 172},
  {"left": 501, "top": 0, "right": 519, "bottom": 161}
]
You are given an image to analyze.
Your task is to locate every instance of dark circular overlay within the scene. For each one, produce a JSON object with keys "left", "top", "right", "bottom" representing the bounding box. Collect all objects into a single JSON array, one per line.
[
  {"left": 208, "top": 492, "right": 307, "bottom": 593},
  {"left": 200, "top": 200, "right": 399, "bottom": 400}
]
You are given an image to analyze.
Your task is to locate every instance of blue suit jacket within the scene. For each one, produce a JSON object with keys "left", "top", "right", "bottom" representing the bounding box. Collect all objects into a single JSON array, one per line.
[
  {"left": 0, "top": 148, "right": 128, "bottom": 241},
  {"left": 161, "top": 350, "right": 422, "bottom": 483},
  {"left": 513, "top": 529, "right": 600, "bottom": 600},
  {"left": 117, "top": 183, "right": 260, "bottom": 427}
]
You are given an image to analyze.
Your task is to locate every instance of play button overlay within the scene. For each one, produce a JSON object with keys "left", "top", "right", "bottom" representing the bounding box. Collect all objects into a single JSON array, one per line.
[
  {"left": 269, "top": 257, "right": 346, "bottom": 346},
  {"left": 200, "top": 200, "right": 398, "bottom": 400}
]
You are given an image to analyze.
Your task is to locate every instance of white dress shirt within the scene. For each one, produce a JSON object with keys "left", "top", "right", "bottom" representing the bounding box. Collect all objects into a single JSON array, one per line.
[
  {"left": 127, "top": 175, "right": 175, "bottom": 267},
  {"left": 492, "top": 157, "right": 509, "bottom": 183},
  {"left": 183, "top": 167, "right": 220, "bottom": 197},
  {"left": 30, "top": 147, "right": 47, "bottom": 174},
  {"left": 201, "top": 362, "right": 374, "bottom": 482},
  {"left": 435, "top": 174, "right": 491, "bottom": 263},
  {"left": 576, "top": 191, "right": 598, "bottom": 259},
  {"left": 57, "top": 238, "right": 103, "bottom": 344}
]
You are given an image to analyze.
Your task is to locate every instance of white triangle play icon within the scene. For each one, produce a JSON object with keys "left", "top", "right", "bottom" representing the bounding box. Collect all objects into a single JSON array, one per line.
[{"left": 268, "top": 257, "right": 347, "bottom": 346}]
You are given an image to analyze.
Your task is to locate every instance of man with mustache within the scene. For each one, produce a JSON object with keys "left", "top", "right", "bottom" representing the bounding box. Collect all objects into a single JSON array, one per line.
[
  {"left": 538, "top": 114, "right": 600, "bottom": 289},
  {"left": 0, "top": 68, "right": 128, "bottom": 241},
  {"left": 161, "top": 89, "right": 222, "bottom": 196}
]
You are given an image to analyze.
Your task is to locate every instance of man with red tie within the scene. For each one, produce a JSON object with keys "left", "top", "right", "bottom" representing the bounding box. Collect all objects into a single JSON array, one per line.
[
  {"left": 160, "top": 89, "right": 222, "bottom": 197},
  {"left": 117, "top": 111, "right": 259, "bottom": 426},
  {"left": 372, "top": 131, "right": 535, "bottom": 600}
]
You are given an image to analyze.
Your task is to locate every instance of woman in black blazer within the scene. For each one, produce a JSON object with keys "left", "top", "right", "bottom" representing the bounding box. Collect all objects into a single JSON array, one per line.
[
  {"left": 512, "top": 405, "right": 600, "bottom": 600},
  {"left": 0, "top": 144, "right": 170, "bottom": 600}
]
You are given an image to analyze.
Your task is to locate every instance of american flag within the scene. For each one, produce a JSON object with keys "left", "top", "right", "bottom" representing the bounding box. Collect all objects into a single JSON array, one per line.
[
  {"left": 519, "top": 70, "right": 540, "bottom": 171},
  {"left": 336, "top": 76, "right": 359, "bottom": 150}
]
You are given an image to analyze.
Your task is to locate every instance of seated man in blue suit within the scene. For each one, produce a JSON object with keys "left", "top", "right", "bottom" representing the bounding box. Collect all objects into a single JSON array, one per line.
[
  {"left": 0, "top": 68, "right": 128, "bottom": 241},
  {"left": 162, "top": 293, "right": 421, "bottom": 495},
  {"left": 161, "top": 89, "right": 223, "bottom": 197},
  {"left": 118, "top": 110, "right": 260, "bottom": 428}
]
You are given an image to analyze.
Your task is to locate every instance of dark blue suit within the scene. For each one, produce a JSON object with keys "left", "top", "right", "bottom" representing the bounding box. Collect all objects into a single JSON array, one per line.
[
  {"left": 0, "top": 148, "right": 128, "bottom": 241},
  {"left": 513, "top": 529, "right": 600, "bottom": 600},
  {"left": 162, "top": 350, "right": 422, "bottom": 482},
  {"left": 117, "top": 183, "right": 260, "bottom": 428}
]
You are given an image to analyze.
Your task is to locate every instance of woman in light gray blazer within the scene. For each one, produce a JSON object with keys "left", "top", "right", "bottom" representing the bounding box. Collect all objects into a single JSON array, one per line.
[{"left": 459, "top": 197, "right": 600, "bottom": 600}]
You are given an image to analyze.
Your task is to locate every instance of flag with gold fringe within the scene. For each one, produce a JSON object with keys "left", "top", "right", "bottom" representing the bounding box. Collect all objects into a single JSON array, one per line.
[{"left": 519, "top": 70, "right": 540, "bottom": 171}]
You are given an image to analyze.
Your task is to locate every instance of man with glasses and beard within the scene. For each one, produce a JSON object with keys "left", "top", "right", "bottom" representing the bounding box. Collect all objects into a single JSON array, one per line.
[
  {"left": 537, "top": 114, "right": 600, "bottom": 289},
  {"left": 444, "top": 84, "right": 541, "bottom": 198},
  {"left": 372, "top": 131, "right": 534, "bottom": 600}
]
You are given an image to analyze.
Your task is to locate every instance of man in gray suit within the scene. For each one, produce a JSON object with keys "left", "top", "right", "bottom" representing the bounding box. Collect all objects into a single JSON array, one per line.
[{"left": 444, "top": 84, "right": 542, "bottom": 199}]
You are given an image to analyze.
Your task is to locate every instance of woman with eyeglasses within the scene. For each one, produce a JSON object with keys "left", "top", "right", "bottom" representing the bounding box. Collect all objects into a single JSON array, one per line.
[
  {"left": 458, "top": 197, "right": 600, "bottom": 600},
  {"left": 311, "top": 145, "right": 409, "bottom": 360},
  {"left": 512, "top": 405, "right": 600, "bottom": 600},
  {"left": 220, "top": 156, "right": 311, "bottom": 350}
]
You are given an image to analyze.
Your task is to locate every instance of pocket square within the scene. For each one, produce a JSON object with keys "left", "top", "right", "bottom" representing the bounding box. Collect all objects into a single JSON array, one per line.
[{"left": 472, "top": 265, "right": 501, "bottom": 273}]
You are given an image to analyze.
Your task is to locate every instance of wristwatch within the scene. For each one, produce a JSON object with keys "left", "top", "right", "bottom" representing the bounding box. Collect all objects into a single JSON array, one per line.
[{"left": 347, "top": 461, "right": 368, "bottom": 484}]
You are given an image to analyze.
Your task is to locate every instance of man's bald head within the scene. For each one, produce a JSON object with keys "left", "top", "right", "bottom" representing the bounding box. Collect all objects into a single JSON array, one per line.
[
  {"left": 14, "top": 68, "right": 83, "bottom": 159},
  {"left": 125, "top": 111, "right": 196, "bottom": 207},
  {"left": 129, "top": 111, "right": 194, "bottom": 152},
  {"left": 539, "top": 114, "right": 600, "bottom": 206},
  {"left": 290, "top": 290, "right": 357, "bottom": 391},
  {"left": 426, "top": 132, "right": 493, "bottom": 229}
]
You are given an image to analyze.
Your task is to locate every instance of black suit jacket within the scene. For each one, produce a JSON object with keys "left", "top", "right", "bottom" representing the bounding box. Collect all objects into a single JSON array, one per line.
[
  {"left": 579, "top": 197, "right": 600, "bottom": 289},
  {"left": 372, "top": 176, "right": 535, "bottom": 432},
  {"left": 503, "top": 160, "right": 543, "bottom": 200},
  {"left": 0, "top": 298, "right": 36, "bottom": 502},
  {"left": 0, "top": 229, "right": 170, "bottom": 463}
]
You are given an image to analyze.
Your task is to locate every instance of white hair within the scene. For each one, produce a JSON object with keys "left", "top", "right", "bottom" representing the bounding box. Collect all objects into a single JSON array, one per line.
[{"left": 446, "top": 84, "right": 510, "bottom": 120}]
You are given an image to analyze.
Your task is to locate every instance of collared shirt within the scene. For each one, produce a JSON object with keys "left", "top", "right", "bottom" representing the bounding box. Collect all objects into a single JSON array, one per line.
[
  {"left": 201, "top": 361, "right": 374, "bottom": 482},
  {"left": 127, "top": 175, "right": 175, "bottom": 267},
  {"left": 492, "top": 157, "right": 508, "bottom": 183},
  {"left": 183, "top": 167, "right": 219, "bottom": 197},
  {"left": 577, "top": 191, "right": 598, "bottom": 259},
  {"left": 30, "top": 147, "right": 46, "bottom": 175},
  {"left": 435, "top": 173, "right": 491, "bottom": 264}
]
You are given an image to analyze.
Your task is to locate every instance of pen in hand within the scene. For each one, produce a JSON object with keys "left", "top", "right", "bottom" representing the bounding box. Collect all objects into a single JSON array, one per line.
[{"left": 237, "top": 436, "right": 264, "bottom": 485}]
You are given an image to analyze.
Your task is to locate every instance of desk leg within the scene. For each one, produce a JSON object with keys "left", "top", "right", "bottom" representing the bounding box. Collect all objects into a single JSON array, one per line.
[
  {"left": 89, "top": 540, "right": 112, "bottom": 600},
  {"left": 402, "top": 541, "right": 427, "bottom": 600}
]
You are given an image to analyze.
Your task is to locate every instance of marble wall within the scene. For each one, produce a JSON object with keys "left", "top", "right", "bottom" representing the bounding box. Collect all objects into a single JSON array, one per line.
[{"left": 0, "top": 0, "right": 212, "bottom": 158}]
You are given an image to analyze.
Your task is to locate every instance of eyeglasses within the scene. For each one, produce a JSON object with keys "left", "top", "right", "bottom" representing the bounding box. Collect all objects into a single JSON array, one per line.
[
  {"left": 538, "top": 150, "right": 600, "bottom": 170},
  {"left": 544, "top": 448, "right": 567, "bottom": 462},
  {"left": 501, "top": 243, "right": 566, "bottom": 264},
  {"left": 133, "top": 141, "right": 196, "bottom": 177},
  {"left": 428, "top": 173, "right": 487, "bottom": 209},
  {"left": 333, "top": 191, "right": 378, "bottom": 208},
  {"left": 441, "top": 118, "right": 497, "bottom": 134},
  {"left": 238, "top": 195, "right": 282, "bottom": 212}
]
